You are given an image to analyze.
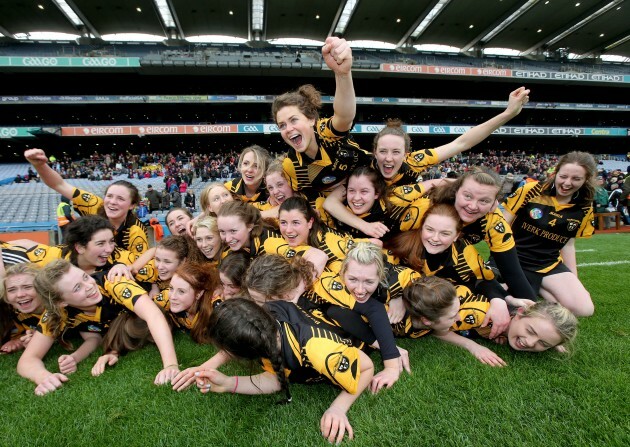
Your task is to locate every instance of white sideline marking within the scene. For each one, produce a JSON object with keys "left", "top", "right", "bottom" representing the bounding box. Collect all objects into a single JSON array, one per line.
[
  {"left": 577, "top": 260, "right": 630, "bottom": 267},
  {"left": 576, "top": 249, "right": 596, "bottom": 252}
]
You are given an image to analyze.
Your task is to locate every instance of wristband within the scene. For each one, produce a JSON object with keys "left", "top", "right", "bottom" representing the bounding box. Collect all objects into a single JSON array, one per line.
[{"left": 232, "top": 376, "right": 239, "bottom": 394}]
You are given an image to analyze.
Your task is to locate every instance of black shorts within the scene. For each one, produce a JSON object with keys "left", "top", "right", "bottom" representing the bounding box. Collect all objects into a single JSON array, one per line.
[{"left": 524, "top": 263, "right": 571, "bottom": 294}]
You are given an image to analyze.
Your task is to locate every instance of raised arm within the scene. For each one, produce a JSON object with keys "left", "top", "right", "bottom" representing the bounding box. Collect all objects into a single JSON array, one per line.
[
  {"left": 323, "top": 37, "right": 355, "bottom": 132},
  {"left": 24, "top": 148, "right": 75, "bottom": 199},
  {"left": 435, "top": 87, "right": 530, "bottom": 161}
]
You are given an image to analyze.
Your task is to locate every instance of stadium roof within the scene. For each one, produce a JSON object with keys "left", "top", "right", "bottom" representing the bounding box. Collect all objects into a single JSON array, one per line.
[{"left": 0, "top": 0, "right": 628, "bottom": 60}]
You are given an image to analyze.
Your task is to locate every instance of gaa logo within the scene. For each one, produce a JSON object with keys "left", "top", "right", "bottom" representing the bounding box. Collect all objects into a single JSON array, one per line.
[{"left": 529, "top": 208, "right": 543, "bottom": 220}]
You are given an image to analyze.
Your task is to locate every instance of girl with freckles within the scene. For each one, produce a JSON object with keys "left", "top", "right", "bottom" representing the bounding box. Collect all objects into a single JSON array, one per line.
[{"left": 272, "top": 37, "right": 371, "bottom": 204}]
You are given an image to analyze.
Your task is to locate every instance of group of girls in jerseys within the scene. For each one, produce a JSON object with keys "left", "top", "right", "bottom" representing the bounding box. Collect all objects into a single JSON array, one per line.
[{"left": 1, "top": 36, "right": 595, "bottom": 443}]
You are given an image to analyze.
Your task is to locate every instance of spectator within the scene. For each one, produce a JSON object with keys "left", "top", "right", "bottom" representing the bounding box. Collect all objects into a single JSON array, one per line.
[
  {"left": 184, "top": 191, "right": 196, "bottom": 213},
  {"left": 56, "top": 196, "right": 75, "bottom": 241},
  {"left": 170, "top": 189, "right": 182, "bottom": 209},
  {"left": 161, "top": 187, "right": 171, "bottom": 210},
  {"left": 145, "top": 184, "right": 162, "bottom": 212}
]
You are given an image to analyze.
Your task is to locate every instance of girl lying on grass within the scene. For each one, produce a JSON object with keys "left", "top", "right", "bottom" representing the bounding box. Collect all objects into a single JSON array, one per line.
[
  {"left": 400, "top": 276, "right": 578, "bottom": 365},
  {"left": 17, "top": 259, "right": 178, "bottom": 395},
  {"left": 0, "top": 264, "right": 45, "bottom": 354},
  {"left": 194, "top": 297, "right": 374, "bottom": 444}
]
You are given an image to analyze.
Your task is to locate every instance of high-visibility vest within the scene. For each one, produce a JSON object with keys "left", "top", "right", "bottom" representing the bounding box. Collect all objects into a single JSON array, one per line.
[{"left": 57, "top": 202, "right": 72, "bottom": 227}]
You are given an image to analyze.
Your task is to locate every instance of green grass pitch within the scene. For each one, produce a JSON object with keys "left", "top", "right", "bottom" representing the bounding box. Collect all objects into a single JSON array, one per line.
[{"left": 0, "top": 233, "right": 628, "bottom": 446}]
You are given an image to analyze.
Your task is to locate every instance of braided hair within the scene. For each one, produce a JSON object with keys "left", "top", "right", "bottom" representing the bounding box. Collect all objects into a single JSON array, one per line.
[{"left": 207, "top": 297, "right": 292, "bottom": 404}]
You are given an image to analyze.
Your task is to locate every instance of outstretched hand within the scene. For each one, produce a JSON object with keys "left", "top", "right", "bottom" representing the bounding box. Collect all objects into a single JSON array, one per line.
[{"left": 321, "top": 405, "right": 353, "bottom": 445}]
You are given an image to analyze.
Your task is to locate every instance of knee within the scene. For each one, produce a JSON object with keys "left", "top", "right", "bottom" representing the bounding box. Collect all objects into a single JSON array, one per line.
[{"left": 573, "top": 291, "right": 594, "bottom": 317}]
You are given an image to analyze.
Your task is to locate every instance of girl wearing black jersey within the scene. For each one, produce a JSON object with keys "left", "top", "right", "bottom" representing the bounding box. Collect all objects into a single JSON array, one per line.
[
  {"left": 17, "top": 260, "right": 178, "bottom": 395},
  {"left": 24, "top": 148, "right": 148, "bottom": 257},
  {"left": 502, "top": 151, "right": 596, "bottom": 317},
  {"left": 194, "top": 298, "right": 374, "bottom": 444}
]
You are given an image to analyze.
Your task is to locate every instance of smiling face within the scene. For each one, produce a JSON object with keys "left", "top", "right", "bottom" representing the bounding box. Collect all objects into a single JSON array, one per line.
[
  {"left": 554, "top": 163, "right": 587, "bottom": 203},
  {"left": 266, "top": 172, "right": 294, "bottom": 205},
  {"left": 167, "top": 210, "right": 191, "bottom": 236},
  {"left": 421, "top": 213, "right": 459, "bottom": 254},
  {"left": 454, "top": 178, "right": 499, "bottom": 223},
  {"left": 195, "top": 226, "right": 221, "bottom": 260},
  {"left": 374, "top": 134, "right": 406, "bottom": 180},
  {"left": 279, "top": 209, "right": 313, "bottom": 248},
  {"left": 4, "top": 273, "right": 43, "bottom": 314},
  {"left": 507, "top": 314, "right": 563, "bottom": 352},
  {"left": 239, "top": 150, "right": 264, "bottom": 188},
  {"left": 206, "top": 184, "right": 233, "bottom": 214},
  {"left": 217, "top": 215, "right": 253, "bottom": 252},
  {"left": 103, "top": 184, "right": 133, "bottom": 222},
  {"left": 219, "top": 272, "right": 240, "bottom": 299},
  {"left": 76, "top": 228, "right": 116, "bottom": 268},
  {"left": 346, "top": 175, "right": 378, "bottom": 215},
  {"left": 155, "top": 247, "right": 183, "bottom": 281},
  {"left": 276, "top": 105, "right": 317, "bottom": 157},
  {"left": 342, "top": 259, "right": 379, "bottom": 303},
  {"left": 168, "top": 274, "right": 199, "bottom": 314},
  {"left": 56, "top": 265, "right": 102, "bottom": 312}
]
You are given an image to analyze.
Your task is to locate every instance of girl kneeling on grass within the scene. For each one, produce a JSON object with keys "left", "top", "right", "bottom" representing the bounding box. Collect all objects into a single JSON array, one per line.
[
  {"left": 401, "top": 276, "right": 577, "bottom": 364},
  {"left": 17, "top": 259, "right": 178, "bottom": 396},
  {"left": 194, "top": 297, "right": 374, "bottom": 444}
]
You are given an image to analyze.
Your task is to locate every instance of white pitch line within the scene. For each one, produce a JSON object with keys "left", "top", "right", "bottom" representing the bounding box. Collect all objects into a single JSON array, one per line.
[
  {"left": 577, "top": 260, "right": 630, "bottom": 267},
  {"left": 576, "top": 249, "right": 596, "bottom": 252}
]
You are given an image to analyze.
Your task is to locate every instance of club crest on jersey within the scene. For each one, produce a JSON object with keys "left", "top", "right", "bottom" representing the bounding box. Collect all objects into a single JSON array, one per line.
[
  {"left": 464, "top": 315, "right": 476, "bottom": 325},
  {"left": 403, "top": 186, "right": 413, "bottom": 194},
  {"left": 81, "top": 193, "right": 92, "bottom": 202},
  {"left": 494, "top": 222, "right": 505, "bottom": 233},
  {"left": 567, "top": 221, "right": 578, "bottom": 232},
  {"left": 529, "top": 208, "right": 543, "bottom": 220},
  {"left": 138, "top": 267, "right": 147, "bottom": 275},
  {"left": 33, "top": 248, "right": 45, "bottom": 257},
  {"left": 403, "top": 212, "right": 411, "bottom": 222},
  {"left": 322, "top": 176, "right": 337, "bottom": 184},
  {"left": 469, "top": 234, "right": 481, "bottom": 243},
  {"left": 337, "top": 149, "right": 350, "bottom": 158},
  {"left": 285, "top": 249, "right": 296, "bottom": 258},
  {"left": 121, "top": 288, "right": 132, "bottom": 299},
  {"left": 337, "top": 355, "right": 350, "bottom": 372},
  {"left": 155, "top": 293, "right": 164, "bottom": 302},
  {"left": 136, "top": 243, "right": 144, "bottom": 252},
  {"left": 319, "top": 121, "right": 326, "bottom": 132},
  {"left": 331, "top": 281, "right": 343, "bottom": 291},
  {"left": 413, "top": 153, "right": 425, "bottom": 162}
]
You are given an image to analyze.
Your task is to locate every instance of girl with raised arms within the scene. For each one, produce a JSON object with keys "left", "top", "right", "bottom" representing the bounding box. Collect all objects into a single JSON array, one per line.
[{"left": 24, "top": 148, "right": 148, "bottom": 257}]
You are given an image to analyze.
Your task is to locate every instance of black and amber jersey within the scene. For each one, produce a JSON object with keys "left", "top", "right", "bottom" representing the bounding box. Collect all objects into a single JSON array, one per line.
[
  {"left": 333, "top": 184, "right": 426, "bottom": 240},
  {"left": 1, "top": 242, "right": 29, "bottom": 266},
  {"left": 219, "top": 228, "right": 306, "bottom": 261},
  {"left": 409, "top": 197, "right": 515, "bottom": 252},
  {"left": 392, "top": 285, "right": 490, "bottom": 338},
  {"left": 307, "top": 269, "right": 399, "bottom": 361},
  {"left": 503, "top": 181, "right": 594, "bottom": 272},
  {"left": 421, "top": 240, "right": 494, "bottom": 290},
  {"left": 10, "top": 310, "right": 42, "bottom": 339},
  {"left": 71, "top": 188, "right": 148, "bottom": 257},
  {"left": 224, "top": 178, "right": 269, "bottom": 203},
  {"left": 261, "top": 300, "right": 361, "bottom": 393},
  {"left": 373, "top": 148, "right": 440, "bottom": 187},
  {"left": 152, "top": 288, "right": 221, "bottom": 331},
  {"left": 24, "top": 244, "right": 138, "bottom": 272},
  {"left": 282, "top": 117, "right": 371, "bottom": 201},
  {"left": 383, "top": 263, "right": 421, "bottom": 303},
  {"left": 37, "top": 273, "right": 147, "bottom": 338}
]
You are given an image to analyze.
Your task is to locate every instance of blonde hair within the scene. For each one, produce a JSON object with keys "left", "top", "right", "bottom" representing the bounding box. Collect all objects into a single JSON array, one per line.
[
  {"left": 199, "top": 181, "right": 233, "bottom": 215},
  {"left": 1, "top": 263, "right": 41, "bottom": 304},
  {"left": 237, "top": 145, "right": 272, "bottom": 184},
  {"left": 521, "top": 301, "right": 578, "bottom": 354},
  {"left": 340, "top": 242, "right": 386, "bottom": 284},
  {"left": 193, "top": 215, "right": 219, "bottom": 238},
  {"left": 33, "top": 259, "right": 73, "bottom": 347}
]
